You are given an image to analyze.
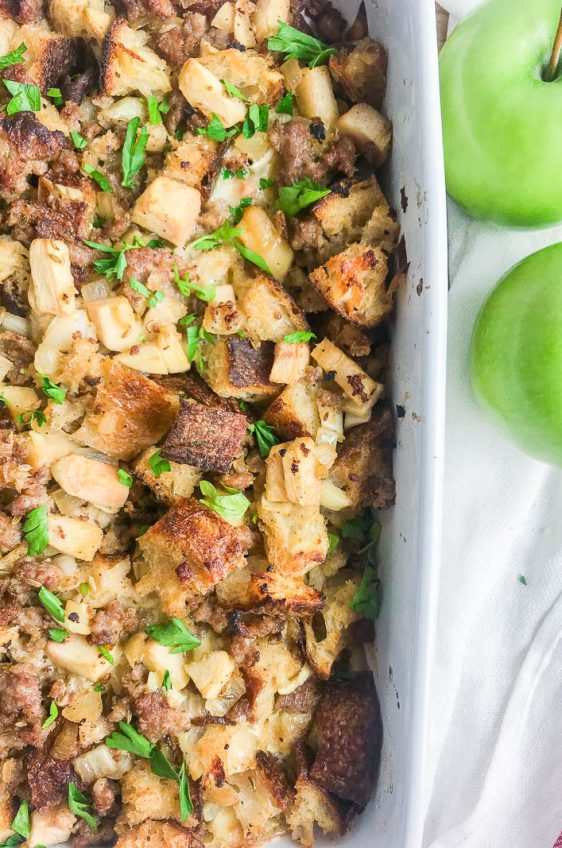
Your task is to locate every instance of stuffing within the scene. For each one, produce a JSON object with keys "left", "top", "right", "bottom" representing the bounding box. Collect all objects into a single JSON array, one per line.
[
  {"left": 302, "top": 574, "right": 361, "bottom": 678},
  {"left": 137, "top": 497, "right": 249, "bottom": 615},
  {"left": 285, "top": 776, "right": 344, "bottom": 848},
  {"left": 0, "top": 113, "right": 65, "bottom": 200},
  {"left": 101, "top": 19, "right": 171, "bottom": 98},
  {"left": 203, "top": 336, "right": 278, "bottom": 402},
  {"left": 115, "top": 821, "right": 203, "bottom": 848},
  {"left": 161, "top": 399, "right": 248, "bottom": 473},
  {"left": 164, "top": 133, "right": 219, "bottom": 188},
  {"left": 131, "top": 177, "right": 201, "bottom": 247},
  {"left": 337, "top": 103, "right": 393, "bottom": 168},
  {"left": 257, "top": 496, "right": 328, "bottom": 576},
  {"left": 233, "top": 271, "right": 307, "bottom": 343},
  {"left": 133, "top": 446, "right": 201, "bottom": 503},
  {"left": 120, "top": 760, "right": 188, "bottom": 826},
  {"left": 328, "top": 38, "right": 388, "bottom": 109}
]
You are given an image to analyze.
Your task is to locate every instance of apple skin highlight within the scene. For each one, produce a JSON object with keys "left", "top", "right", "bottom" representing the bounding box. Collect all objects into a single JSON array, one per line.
[{"left": 440, "top": 0, "right": 562, "bottom": 227}]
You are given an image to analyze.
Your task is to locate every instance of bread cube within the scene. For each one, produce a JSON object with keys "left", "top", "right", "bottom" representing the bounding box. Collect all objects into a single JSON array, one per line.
[
  {"left": 164, "top": 133, "right": 219, "bottom": 188},
  {"left": 258, "top": 496, "right": 328, "bottom": 575},
  {"left": 286, "top": 776, "right": 344, "bottom": 848},
  {"left": 311, "top": 338, "right": 382, "bottom": 410},
  {"left": 115, "top": 820, "right": 198, "bottom": 848},
  {"left": 52, "top": 454, "right": 129, "bottom": 509},
  {"left": 329, "top": 38, "right": 388, "bottom": 108},
  {"left": 160, "top": 399, "right": 248, "bottom": 473},
  {"left": 49, "top": 0, "right": 111, "bottom": 40},
  {"left": 186, "top": 650, "right": 235, "bottom": 699},
  {"left": 233, "top": 270, "right": 306, "bottom": 342},
  {"left": 28, "top": 239, "right": 76, "bottom": 316},
  {"left": 263, "top": 381, "right": 319, "bottom": 440},
  {"left": 178, "top": 58, "right": 247, "bottom": 128},
  {"left": 266, "top": 437, "right": 329, "bottom": 507},
  {"left": 86, "top": 296, "right": 143, "bottom": 352},
  {"left": 202, "top": 284, "right": 243, "bottom": 336},
  {"left": 75, "top": 359, "right": 178, "bottom": 460},
  {"left": 203, "top": 336, "right": 278, "bottom": 402},
  {"left": 133, "top": 447, "right": 201, "bottom": 504},
  {"left": 337, "top": 103, "right": 392, "bottom": 168},
  {"left": 302, "top": 575, "right": 361, "bottom": 679},
  {"left": 116, "top": 326, "right": 188, "bottom": 375},
  {"left": 193, "top": 48, "right": 283, "bottom": 107},
  {"left": 137, "top": 497, "right": 248, "bottom": 615},
  {"left": 269, "top": 341, "right": 309, "bottom": 384},
  {"left": 243, "top": 570, "right": 323, "bottom": 616},
  {"left": 48, "top": 515, "right": 103, "bottom": 560},
  {"left": 101, "top": 20, "right": 171, "bottom": 98},
  {"left": 237, "top": 207, "right": 294, "bottom": 282},
  {"left": 132, "top": 177, "right": 201, "bottom": 247},
  {"left": 28, "top": 803, "right": 76, "bottom": 848}
]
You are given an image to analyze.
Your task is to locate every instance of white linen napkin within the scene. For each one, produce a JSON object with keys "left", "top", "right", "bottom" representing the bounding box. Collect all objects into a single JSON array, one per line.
[{"left": 423, "top": 4, "right": 562, "bottom": 847}]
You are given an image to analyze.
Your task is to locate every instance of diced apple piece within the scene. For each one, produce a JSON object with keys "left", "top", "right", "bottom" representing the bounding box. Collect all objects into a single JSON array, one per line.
[
  {"left": 132, "top": 177, "right": 201, "bottom": 247},
  {"left": 295, "top": 66, "right": 339, "bottom": 129},
  {"left": 46, "top": 633, "right": 120, "bottom": 682},
  {"left": 28, "top": 803, "right": 76, "bottom": 848},
  {"left": 270, "top": 341, "right": 309, "bottom": 384},
  {"left": 47, "top": 515, "right": 103, "bottom": 561},
  {"left": 337, "top": 103, "right": 392, "bottom": 167},
  {"left": 178, "top": 59, "right": 247, "bottom": 127},
  {"left": 312, "top": 338, "right": 383, "bottom": 411},
  {"left": 253, "top": 0, "right": 290, "bottom": 40},
  {"left": 28, "top": 239, "right": 76, "bottom": 316},
  {"left": 52, "top": 454, "right": 129, "bottom": 509},
  {"left": 143, "top": 639, "right": 189, "bottom": 690},
  {"left": 116, "top": 327, "right": 188, "bottom": 375},
  {"left": 203, "top": 284, "right": 242, "bottom": 335},
  {"left": 186, "top": 650, "right": 235, "bottom": 699},
  {"left": 237, "top": 206, "right": 294, "bottom": 282},
  {"left": 86, "top": 296, "right": 143, "bottom": 352},
  {"left": 23, "top": 430, "right": 77, "bottom": 469},
  {"left": 0, "top": 386, "right": 40, "bottom": 419}
]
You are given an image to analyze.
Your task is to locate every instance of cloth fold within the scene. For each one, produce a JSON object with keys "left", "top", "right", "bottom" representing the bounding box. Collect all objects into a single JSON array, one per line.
[{"left": 424, "top": 4, "right": 562, "bottom": 847}]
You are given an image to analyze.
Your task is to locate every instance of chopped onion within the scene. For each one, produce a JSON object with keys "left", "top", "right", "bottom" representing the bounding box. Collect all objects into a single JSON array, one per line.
[
  {"left": 1, "top": 310, "right": 31, "bottom": 336},
  {"left": 320, "top": 479, "right": 352, "bottom": 511},
  {"left": 81, "top": 279, "right": 112, "bottom": 303},
  {"left": 73, "top": 745, "right": 133, "bottom": 784}
]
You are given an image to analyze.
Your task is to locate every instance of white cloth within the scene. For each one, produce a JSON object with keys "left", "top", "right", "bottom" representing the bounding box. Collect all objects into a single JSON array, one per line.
[{"left": 424, "top": 4, "right": 562, "bottom": 847}]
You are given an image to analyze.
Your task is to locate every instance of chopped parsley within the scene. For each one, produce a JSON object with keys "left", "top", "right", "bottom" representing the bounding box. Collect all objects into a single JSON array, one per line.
[
  {"left": 11, "top": 802, "right": 29, "bottom": 840},
  {"left": 37, "top": 373, "right": 66, "bottom": 404},
  {"left": 117, "top": 468, "right": 133, "bottom": 487},
  {"left": 98, "top": 646, "right": 114, "bottom": 664},
  {"left": 16, "top": 409, "right": 46, "bottom": 427},
  {"left": 79, "top": 582, "right": 90, "bottom": 596},
  {"left": 150, "top": 747, "right": 179, "bottom": 781},
  {"left": 23, "top": 506, "right": 49, "bottom": 556},
  {"left": 191, "top": 201, "right": 271, "bottom": 275},
  {"left": 162, "top": 669, "right": 172, "bottom": 690},
  {"left": 0, "top": 43, "right": 26, "bottom": 70},
  {"left": 283, "top": 330, "right": 316, "bottom": 343},
  {"left": 196, "top": 113, "right": 238, "bottom": 142},
  {"left": 42, "top": 699, "right": 58, "bottom": 729},
  {"left": 47, "top": 86, "right": 63, "bottom": 106},
  {"left": 68, "top": 784, "right": 97, "bottom": 831},
  {"left": 519, "top": 575, "right": 528, "bottom": 585},
  {"left": 147, "top": 94, "right": 169, "bottom": 125},
  {"left": 82, "top": 163, "right": 112, "bottom": 192},
  {"left": 38, "top": 585, "right": 65, "bottom": 622},
  {"left": 275, "top": 178, "right": 330, "bottom": 217},
  {"left": 48, "top": 627, "right": 68, "bottom": 642},
  {"left": 146, "top": 618, "right": 201, "bottom": 653},
  {"left": 148, "top": 449, "right": 171, "bottom": 477},
  {"left": 327, "top": 530, "right": 340, "bottom": 554},
  {"left": 179, "top": 764, "right": 193, "bottom": 819},
  {"left": 276, "top": 90, "right": 294, "bottom": 115},
  {"left": 186, "top": 323, "right": 215, "bottom": 371},
  {"left": 93, "top": 683, "right": 105, "bottom": 692},
  {"left": 221, "top": 78, "right": 249, "bottom": 102},
  {"left": 70, "top": 130, "right": 88, "bottom": 150},
  {"left": 3, "top": 79, "right": 41, "bottom": 115},
  {"left": 268, "top": 22, "right": 336, "bottom": 68},
  {"left": 84, "top": 235, "right": 159, "bottom": 282},
  {"left": 199, "top": 480, "right": 250, "bottom": 524},
  {"left": 173, "top": 265, "right": 216, "bottom": 303},
  {"left": 129, "top": 278, "right": 164, "bottom": 307},
  {"left": 349, "top": 565, "right": 381, "bottom": 620},
  {"left": 121, "top": 117, "right": 150, "bottom": 188},
  {"left": 259, "top": 177, "right": 275, "bottom": 190},
  {"left": 249, "top": 419, "right": 279, "bottom": 459},
  {"left": 242, "top": 103, "right": 269, "bottom": 138},
  {"left": 106, "top": 721, "right": 153, "bottom": 758}
]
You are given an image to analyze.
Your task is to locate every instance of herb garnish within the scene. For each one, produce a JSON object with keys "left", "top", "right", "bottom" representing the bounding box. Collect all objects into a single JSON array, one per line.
[
  {"left": 249, "top": 419, "right": 279, "bottom": 458},
  {"left": 82, "top": 163, "right": 112, "bottom": 192},
  {"left": 70, "top": 131, "right": 88, "bottom": 149},
  {"left": 23, "top": 506, "right": 49, "bottom": 556},
  {"left": 68, "top": 784, "right": 97, "bottom": 831},
  {"left": 48, "top": 627, "right": 68, "bottom": 642},
  {"left": 186, "top": 324, "right": 215, "bottom": 371},
  {"left": 118, "top": 468, "right": 133, "bottom": 487},
  {"left": 275, "top": 178, "right": 330, "bottom": 217},
  {"left": 16, "top": 409, "right": 46, "bottom": 426},
  {"left": 199, "top": 480, "right": 250, "bottom": 524},
  {"left": 121, "top": 117, "right": 149, "bottom": 188},
  {"left": 3, "top": 79, "right": 41, "bottom": 114},
  {"left": 162, "top": 669, "right": 172, "bottom": 690},
  {"left": 148, "top": 449, "right": 171, "bottom": 477},
  {"left": 37, "top": 373, "right": 66, "bottom": 404},
  {"left": 276, "top": 90, "right": 294, "bottom": 115},
  {"left": 221, "top": 79, "right": 249, "bottom": 102},
  {"left": 268, "top": 21, "right": 336, "bottom": 68},
  {"left": 0, "top": 43, "right": 26, "bottom": 70},
  {"left": 11, "top": 802, "right": 29, "bottom": 840},
  {"left": 283, "top": 330, "right": 317, "bottom": 343},
  {"left": 242, "top": 103, "right": 269, "bottom": 138},
  {"left": 146, "top": 618, "right": 201, "bottom": 653},
  {"left": 42, "top": 699, "right": 58, "bottom": 728},
  {"left": 196, "top": 113, "right": 238, "bottom": 142},
  {"left": 98, "top": 646, "right": 115, "bottom": 664},
  {"left": 147, "top": 94, "right": 169, "bottom": 125},
  {"left": 47, "top": 86, "right": 63, "bottom": 106},
  {"left": 173, "top": 265, "right": 216, "bottom": 303},
  {"left": 38, "top": 585, "right": 65, "bottom": 622},
  {"left": 191, "top": 200, "right": 271, "bottom": 275}
]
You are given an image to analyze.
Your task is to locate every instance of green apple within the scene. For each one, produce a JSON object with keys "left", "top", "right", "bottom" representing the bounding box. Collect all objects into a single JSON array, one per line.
[
  {"left": 440, "top": 0, "right": 562, "bottom": 227},
  {"left": 471, "top": 243, "right": 562, "bottom": 464}
]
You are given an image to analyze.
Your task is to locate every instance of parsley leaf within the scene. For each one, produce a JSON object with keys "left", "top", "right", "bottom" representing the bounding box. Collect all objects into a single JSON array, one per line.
[
  {"left": 147, "top": 94, "right": 169, "bottom": 125},
  {"left": 179, "top": 764, "right": 193, "bottom": 820},
  {"left": 275, "top": 178, "right": 330, "bottom": 218},
  {"left": 349, "top": 565, "right": 381, "bottom": 619},
  {"left": 47, "top": 86, "right": 63, "bottom": 106},
  {"left": 84, "top": 236, "right": 155, "bottom": 281},
  {"left": 3, "top": 79, "right": 41, "bottom": 114},
  {"left": 242, "top": 103, "right": 269, "bottom": 138},
  {"left": 249, "top": 419, "right": 279, "bottom": 459},
  {"left": 222, "top": 168, "right": 234, "bottom": 180},
  {"left": 106, "top": 721, "right": 153, "bottom": 758},
  {"left": 196, "top": 113, "right": 238, "bottom": 142},
  {"left": 173, "top": 265, "right": 216, "bottom": 303},
  {"left": 221, "top": 78, "right": 249, "bottom": 102},
  {"left": 82, "top": 163, "right": 112, "bottom": 192},
  {"left": 11, "top": 802, "right": 29, "bottom": 840},
  {"left": 37, "top": 373, "right": 66, "bottom": 404},
  {"left": 23, "top": 506, "right": 49, "bottom": 556},
  {"left": 79, "top": 582, "right": 90, "bottom": 596},
  {"left": 98, "top": 646, "right": 114, "bottom": 664},
  {"left": 283, "top": 330, "right": 317, "bottom": 343},
  {"left": 519, "top": 575, "right": 528, "bottom": 585},
  {"left": 186, "top": 324, "right": 215, "bottom": 371},
  {"left": 259, "top": 177, "right": 275, "bottom": 190},
  {"left": 68, "top": 784, "right": 97, "bottom": 831},
  {"left": 48, "top": 627, "right": 68, "bottom": 642},
  {"left": 162, "top": 669, "right": 172, "bottom": 690},
  {"left": 148, "top": 449, "right": 171, "bottom": 477},
  {"left": 150, "top": 747, "right": 179, "bottom": 781},
  {"left": 42, "top": 699, "right": 58, "bottom": 729},
  {"left": 118, "top": 468, "right": 132, "bottom": 487},
  {"left": 146, "top": 618, "right": 201, "bottom": 654},
  {"left": 129, "top": 277, "right": 150, "bottom": 298},
  {"left": 276, "top": 90, "right": 294, "bottom": 115},
  {"left": 38, "top": 585, "right": 65, "bottom": 622},
  {"left": 327, "top": 530, "right": 340, "bottom": 554},
  {"left": 341, "top": 513, "right": 370, "bottom": 542},
  {"left": 199, "top": 480, "right": 250, "bottom": 524},
  {"left": 0, "top": 834, "right": 23, "bottom": 847},
  {"left": 0, "top": 43, "right": 26, "bottom": 70},
  {"left": 70, "top": 130, "right": 88, "bottom": 149},
  {"left": 191, "top": 201, "right": 271, "bottom": 275},
  {"left": 121, "top": 117, "right": 149, "bottom": 189},
  {"left": 93, "top": 682, "right": 105, "bottom": 692},
  {"left": 234, "top": 243, "right": 272, "bottom": 274},
  {"left": 16, "top": 409, "right": 46, "bottom": 426},
  {"left": 268, "top": 22, "right": 336, "bottom": 68}
]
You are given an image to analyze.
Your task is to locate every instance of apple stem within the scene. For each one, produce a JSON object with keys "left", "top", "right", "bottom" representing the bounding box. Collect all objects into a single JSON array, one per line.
[{"left": 546, "top": 8, "right": 562, "bottom": 81}]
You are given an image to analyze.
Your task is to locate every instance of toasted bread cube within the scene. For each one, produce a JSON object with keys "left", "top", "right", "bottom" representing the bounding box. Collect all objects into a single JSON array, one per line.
[
  {"left": 329, "top": 409, "right": 395, "bottom": 510},
  {"left": 329, "top": 38, "right": 387, "bottom": 108},
  {"left": 286, "top": 776, "right": 344, "bottom": 848},
  {"left": 28, "top": 803, "right": 76, "bottom": 848},
  {"left": 178, "top": 58, "right": 247, "bottom": 128},
  {"left": 233, "top": 270, "right": 306, "bottom": 342},
  {"left": 244, "top": 570, "right": 323, "bottom": 616},
  {"left": 302, "top": 575, "right": 360, "bottom": 679},
  {"left": 295, "top": 66, "right": 339, "bottom": 129},
  {"left": 46, "top": 633, "right": 118, "bottom": 681},
  {"left": 337, "top": 103, "right": 392, "bottom": 168},
  {"left": 75, "top": 359, "right": 178, "bottom": 460},
  {"left": 312, "top": 176, "right": 385, "bottom": 240},
  {"left": 237, "top": 207, "right": 294, "bottom": 282},
  {"left": 101, "top": 20, "right": 171, "bottom": 98},
  {"left": 28, "top": 238, "right": 76, "bottom": 316},
  {"left": 195, "top": 48, "right": 283, "bottom": 107},
  {"left": 49, "top": 0, "right": 111, "bottom": 40},
  {"left": 361, "top": 201, "right": 400, "bottom": 253},
  {"left": 164, "top": 133, "right": 219, "bottom": 188},
  {"left": 270, "top": 341, "right": 309, "bottom": 384},
  {"left": 309, "top": 674, "right": 382, "bottom": 808},
  {"left": 133, "top": 447, "right": 201, "bottom": 504},
  {"left": 115, "top": 820, "right": 198, "bottom": 848},
  {"left": 202, "top": 284, "right": 242, "bottom": 336},
  {"left": 258, "top": 496, "right": 328, "bottom": 575},
  {"left": 253, "top": 0, "right": 290, "bottom": 40},
  {"left": 309, "top": 243, "right": 391, "bottom": 328},
  {"left": 16, "top": 23, "right": 82, "bottom": 92},
  {"left": 263, "top": 381, "right": 319, "bottom": 440},
  {"left": 160, "top": 399, "right": 248, "bottom": 473},
  {"left": 120, "top": 761, "right": 189, "bottom": 826},
  {"left": 132, "top": 177, "right": 200, "bottom": 247},
  {"left": 211, "top": 2, "right": 234, "bottom": 30},
  {"left": 266, "top": 437, "right": 328, "bottom": 506},
  {"left": 52, "top": 454, "right": 129, "bottom": 510},
  {"left": 137, "top": 498, "right": 248, "bottom": 615},
  {"left": 312, "top": 338, "right": 382, "bottom": 410},
  {"left": 48, "top": 515, "right": 103, "bottom": 560},
  {"left": 140, "top": 637, "right": 189, "bottom": 690},
  {"left": 203, "top": 336, "right": 278, "bottom": 402},
  {"left": 186, "top": 650, "right": 235, "bottom": 699},
  {"left": 86, "top": 296, "right": 143, "bottom": 352}
]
